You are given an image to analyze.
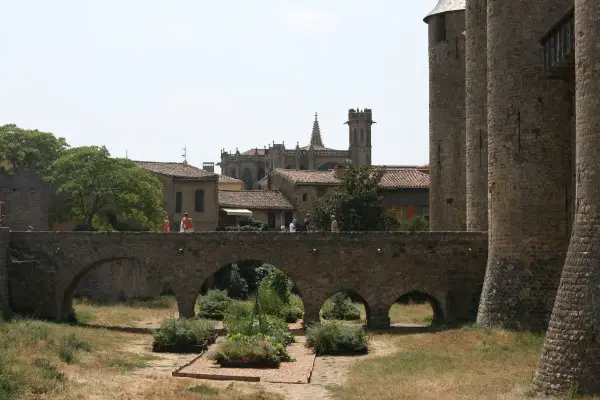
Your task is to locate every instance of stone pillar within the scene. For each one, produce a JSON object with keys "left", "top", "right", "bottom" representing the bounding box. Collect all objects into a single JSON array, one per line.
[
  {"left": 465, "top": 0, "right": 488, "bottom": 231},
  {"left": 533, "top": 2, "right": 600, "bottom": 395},
  {"left": 0, "top": 228, "right": 10, "bottom": 321},
  {"left": 424, "top": 3, "right": 467, "bottom": 231},
  {"left": 477, "top": 0, "right": 573, "bottom": 331},
  {"left": 367, "top": 308, "right": 390, "bottom": 330}
]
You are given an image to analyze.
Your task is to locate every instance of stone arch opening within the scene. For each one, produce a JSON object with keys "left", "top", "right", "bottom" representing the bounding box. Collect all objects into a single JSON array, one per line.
[
  {"left": 196, "top": 260, "right": 306, "bottom": 324},
  {"left": 63, "top": 256, "right": 138, "bottom": 322},
  {"left": 319, "top": 290, "right": 370, "bottom": 325},
  {"left": 388, "top": 291, "right": 443, "bottom": 327}
]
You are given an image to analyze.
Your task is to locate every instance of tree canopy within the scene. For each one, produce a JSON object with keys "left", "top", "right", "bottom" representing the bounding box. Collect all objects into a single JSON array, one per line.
[
  {"left": 310, "top": 164, "right": 395, "bottom": 231},
  {"left": 51, "top": 146, "right": 166, "bottom": 230},
  {"left": 0, "top": 124, "right": 69, "bottom": 177}
]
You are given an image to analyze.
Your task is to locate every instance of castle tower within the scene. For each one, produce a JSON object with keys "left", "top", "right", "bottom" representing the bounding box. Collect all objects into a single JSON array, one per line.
[
  {"left": 534, "top": 1, "right": 600, "bottom": 395},
  {"left": 476, "top": 0, "right": 573, "bottom": 331},
  {"left": 465, "top": 0, "right": 488, "bottom": 231},
  {"left": 346, "top": 108, "right": 374, "bottom": 165},
  {"left": 424, "top": 1, "right": 466, "bottom": 231}
]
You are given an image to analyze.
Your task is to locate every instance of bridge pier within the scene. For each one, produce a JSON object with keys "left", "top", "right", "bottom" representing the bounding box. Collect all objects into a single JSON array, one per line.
[
  {"left": 368, "top": 309, "right": 390, "bottom": 330},
  {"left": 175, "top": 293, "right": 196, "bottom": 319},
  {"left": 0, "top": 228, "right": 9, "bottom": 321}
]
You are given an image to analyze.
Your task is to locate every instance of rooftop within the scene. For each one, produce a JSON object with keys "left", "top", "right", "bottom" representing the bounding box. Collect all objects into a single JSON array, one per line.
[
  {"left": 135, "top": 161, "right": 216, "bottom": 180},
  {"left": 423, "top": 0, "right": 465, "bottom": 22},
  {"left": 218, "top": 190, "right": 293, "bottom": 210},
  {"left": 272, "top": 168, "right": 430, "bottom": 189},
  {"left": 218, "top": 174, "right": 244, "bottom": 184}
]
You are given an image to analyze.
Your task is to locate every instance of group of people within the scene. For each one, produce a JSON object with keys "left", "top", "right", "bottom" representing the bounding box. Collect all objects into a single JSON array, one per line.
[
  {"left": 162, "top": 212, "right": 194, "bottom": 233},
  {"left": 282, "top": 213, "right": 340, "bottom": 233}
]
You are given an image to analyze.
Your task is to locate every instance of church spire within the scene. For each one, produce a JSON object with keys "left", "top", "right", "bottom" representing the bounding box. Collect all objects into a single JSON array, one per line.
[{"left": 310, "top": 112, "right": 324, "bottom": 147}]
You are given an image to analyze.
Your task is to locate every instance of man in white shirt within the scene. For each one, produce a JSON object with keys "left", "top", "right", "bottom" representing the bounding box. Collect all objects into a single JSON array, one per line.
[{"left": 289, "top": 218, "right": 297, "bottom": 233}]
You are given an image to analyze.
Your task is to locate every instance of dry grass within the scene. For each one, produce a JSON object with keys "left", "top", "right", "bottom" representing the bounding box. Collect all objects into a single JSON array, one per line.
[
  {"left": 73, "top": 296, "right": 179, "bottom": 328},
  {"left": 0, "top": 318, "right": 283, "bottom": 399}
]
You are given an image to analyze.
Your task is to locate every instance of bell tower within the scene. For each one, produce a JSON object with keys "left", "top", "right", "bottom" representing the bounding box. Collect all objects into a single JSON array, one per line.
[{"left": 346, "top": 108, "right": 374, "bottom": 165}]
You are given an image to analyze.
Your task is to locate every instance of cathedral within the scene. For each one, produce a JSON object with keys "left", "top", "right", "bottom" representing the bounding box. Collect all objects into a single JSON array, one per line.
[{"left": 218, "top": 108, "right": 375, "bottom": 189}]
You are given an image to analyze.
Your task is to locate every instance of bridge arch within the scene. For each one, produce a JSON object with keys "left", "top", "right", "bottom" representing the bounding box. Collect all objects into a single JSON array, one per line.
[
  {"left": 388, "top": 291, "right": 444, "bottom": 328},
  {"left": 319, "top": 289, "right": 371, "bottom": 325}
]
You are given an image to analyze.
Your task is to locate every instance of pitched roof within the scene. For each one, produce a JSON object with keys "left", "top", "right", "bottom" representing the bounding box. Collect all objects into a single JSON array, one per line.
[
  {"left": 218, "top": 190, "right": 293, "bottom": 210},
  {"left": 135, "top": 161, "right": 216, "bottom": 180},
  {"left": 241, "top": 148, "right": 266, "bottom": 156},
  {"left": 272, "top": 168, "right": 430, "bottom": 189},
  {"left": 218, "top": 174, "right": 244, "bottom": 184}
]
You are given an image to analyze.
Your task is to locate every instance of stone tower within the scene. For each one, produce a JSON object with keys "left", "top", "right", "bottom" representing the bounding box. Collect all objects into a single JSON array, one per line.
[
  {"left": 346, "top": 108, "right": 374, "bottom": 165},
  {"left": 534, "top": 1, "right": 600, "bottom": 395},
  {"left": 465, "top": 0, "right": 487, "bottom": 231},
  {"left": 476, "top": 0, "right": 573, "bottom": 331},
  {"left": 424, "top": 0, "right": 466, "bottom": 231}
]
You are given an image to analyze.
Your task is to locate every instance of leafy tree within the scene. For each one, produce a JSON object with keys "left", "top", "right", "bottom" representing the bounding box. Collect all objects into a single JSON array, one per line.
[
  {"left": 51, "top": 146, "right": 165, "bottom": 230},
  {"left": 310, "top": 164, "right": 395, "bottom": 231},
  {"left": 396, "top": 216, "right": 429, "bottom": 232},
  {"left": 0, "top": 124, "right": 68, "bottom": 176}
]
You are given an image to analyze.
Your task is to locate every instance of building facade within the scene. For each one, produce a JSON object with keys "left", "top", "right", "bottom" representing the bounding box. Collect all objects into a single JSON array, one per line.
[
  {"left": 218, "top": 109, "right": 375, "bottom": 190},
  {"left": 218, "top": 190, "right": 293, "bottom": 229},
  {"left": 135, "top": 161, "right": 219, "bottom": 231}
]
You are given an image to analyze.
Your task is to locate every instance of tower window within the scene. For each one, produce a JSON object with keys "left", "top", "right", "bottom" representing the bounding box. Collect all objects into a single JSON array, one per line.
[
  {"left": 302, "top": 193, "right": 308, "bottom": 201},
  {"left": 360, "top": 128, "right": 365, "bottom": 144},
  {"left": 435, "top": 15, "right": 446, "bottom": 42},
  {"left": 354, "top": 128, "right": 358, "bottom": 143}
]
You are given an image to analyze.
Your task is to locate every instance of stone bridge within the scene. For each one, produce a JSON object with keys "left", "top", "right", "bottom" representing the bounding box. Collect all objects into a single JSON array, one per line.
[{"left": 2, "top": 231, "right": 488, "bottom": 329}]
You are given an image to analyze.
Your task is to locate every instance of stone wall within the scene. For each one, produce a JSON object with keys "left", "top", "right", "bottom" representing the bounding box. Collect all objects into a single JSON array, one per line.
[
  {"left": 533, "top": 1, "right": 600, "bottom": 395},
  {"left": 0, "top": 167, "right": 51, "bottom": 231},
  {"left": 0, "top": 228, "right": 9, "bottom": 320},
  {"left": 465, "top": 0, "right": 488, "bottom": 231},
  {"left": 7, "top": 231, "right": 488, "bottom": 328},
  {"left": 476, "top": 0, "right": 573, "bottom": 332},
  {"left": 426, "top": 10, "right": 467, "bottom": 231}
]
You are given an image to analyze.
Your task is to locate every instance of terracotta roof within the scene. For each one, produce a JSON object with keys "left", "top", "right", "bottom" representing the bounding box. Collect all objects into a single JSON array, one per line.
[
  {"left": 218, "top": 190, "right": 293, "bottom": 210},
  {"left": 379, "top": 169, "right": 430, "bottom": 189},
  {"left": 218, "top": 174, "right": 244, "bottom": 184},
  {"left": 135, "top": 161, "right": 216, "bottom": 180},
  {"left": 273, "top": 168, "right": 430, "bottom": 189}
]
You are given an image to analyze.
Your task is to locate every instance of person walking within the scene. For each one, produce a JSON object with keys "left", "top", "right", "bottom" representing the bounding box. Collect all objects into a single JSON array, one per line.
[
  {"left": 162, "top": 219, "right": 170, "bottom": 232},
  {"left": 330, "top": 215, "right": 340, "bottom": 233},
  {"left": 180, "top": 212, "right": 194, "bottom": 233},
  {"left": 304, "top": 213, "right": 311, "bottom": 232}
]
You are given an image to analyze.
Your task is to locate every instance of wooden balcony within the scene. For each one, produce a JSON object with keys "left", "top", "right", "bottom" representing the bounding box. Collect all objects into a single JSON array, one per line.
[{"left": 540, "top": 7, "right": 575, "bottom": 79}]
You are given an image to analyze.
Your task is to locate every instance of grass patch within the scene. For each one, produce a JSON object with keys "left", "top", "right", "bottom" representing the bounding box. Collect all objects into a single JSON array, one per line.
[
  {"left": 57, "top": 332, "right": 92, "bottom": 363},
  {"left": 188, "top": 384, "right": 220, "bottom": 395}
]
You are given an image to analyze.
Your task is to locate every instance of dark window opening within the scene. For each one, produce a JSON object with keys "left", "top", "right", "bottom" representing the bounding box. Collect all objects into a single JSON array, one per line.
[
  {"left": 284, "top": 211, "right": 294, "bottom": 226},
  {"left": 353, "top": 128, "right": 358, "bottom": 143},
  {"left": 316, "top": 187, "right": 327, "bottom": 198},
  {"left": 286, "top": 165, "right": 292, "bottom": 169},
  {"left": 268, "top": 212, "right": 276, "bottom": 228},
  {"left": 231, "top": 168, "right": 237, "bottom": 178},
  {"left": 300, "top": 165, "right": 306, "bottom": 170},
  {"left": 302, "top": 193, "right": 308, "bottom": 201},
  {"left": 175, "top": 192, "right": 183, "bottom": 213},
  {"left": 194, "top": 190, "right": 204, "bottom": 212},
  {"left": 446, "top": 198, "right": 454, "bottom": 205},
  {"left": 435, "top": 15, "right": 446, "bottom": 42}
]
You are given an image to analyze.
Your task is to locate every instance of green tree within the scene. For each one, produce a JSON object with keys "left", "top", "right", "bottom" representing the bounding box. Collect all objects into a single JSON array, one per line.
[
  {"left": 310, "top": 164, "right": 395, "bottom": 231},
  {"left": 51, "top": 146, "right": 165, "bottom": 230},
  {"left": 396, "top": 216, "right": 429, "bottom": 232},
  {"left": 0, "top": 124, "right": 69, "bottom": 176}
]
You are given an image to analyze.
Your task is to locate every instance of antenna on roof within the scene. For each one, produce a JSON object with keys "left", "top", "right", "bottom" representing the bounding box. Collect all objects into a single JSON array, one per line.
[{"left": 182, "top": 146, "right": 187, "bottom": 164}]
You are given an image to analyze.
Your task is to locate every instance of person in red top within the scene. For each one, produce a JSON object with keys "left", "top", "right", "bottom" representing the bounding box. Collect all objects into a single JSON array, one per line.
[
  {"left": 180, "top": 212, "right": 194, "bottom": 233},
  {"left": 162, "top": 219, "right": 170, "bottom": 232}
]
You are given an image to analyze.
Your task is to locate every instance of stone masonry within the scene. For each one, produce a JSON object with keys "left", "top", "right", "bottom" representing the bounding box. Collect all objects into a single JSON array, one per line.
[
  {"left": 0, "top": 228, "right": 9, "bottom": 321},
  {"left": 476, "top": 0, "right": 573, "bottom": 332},
  {"left": 533, "top": 1, "right": 600, "bottom": 394},
  {"left": 6, "top": 231, "right": 488, "bottom": 329},
  {"left": 424, "top": 1, "right": 467, "bottom": 231},
  {"left": 465, "top": 0, "right": 488, "bottom": 231}
]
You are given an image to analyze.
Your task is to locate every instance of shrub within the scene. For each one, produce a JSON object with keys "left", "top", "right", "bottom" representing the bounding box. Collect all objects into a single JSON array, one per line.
[
  {"left": 306, "top": 322, "right": 368, "bottom": 355},
  {"left": 257, "top": 277, "right": 304, "bottom": 322},
  {"left": 209, "top": 333, "right": 293, "bottom": 367},
  {"left": 264, "top": 268, "right": 292, "bottom": 304},
  {"left": 322, "top": 292, "right": 361, "bottom": 321},
  {"left": 396, "top": 216, "right": 429, "bottom": 232},
  {"left": 57, "top": 333, "right": 91, "bottom": 364},
  {"left": 228, "top": 264, "right": 249, "bottom": 299},
  {"left": 152, "top": 318, "right": 215, "bottom": 353},
  {"left": 197, "top": 290, "right": 233, "bottom": 320},
  {"left": 224, "top": 309, "right": 294, "bottom": 347}
]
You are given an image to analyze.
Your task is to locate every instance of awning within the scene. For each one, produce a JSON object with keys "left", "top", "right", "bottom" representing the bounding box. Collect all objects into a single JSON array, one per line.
[{"left": 221, "top": 208, "right": 253, "bottom": 217}]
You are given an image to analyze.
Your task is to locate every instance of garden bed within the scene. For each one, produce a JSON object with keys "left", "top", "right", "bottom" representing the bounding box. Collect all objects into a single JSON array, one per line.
[{"left": 173, "top": 336, "right": 316, "bottom": 383}]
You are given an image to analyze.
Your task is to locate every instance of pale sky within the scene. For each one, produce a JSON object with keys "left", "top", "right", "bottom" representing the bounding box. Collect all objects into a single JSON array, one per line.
[{"left": 0, "top": 1, "right": 436, "bottom": 173}]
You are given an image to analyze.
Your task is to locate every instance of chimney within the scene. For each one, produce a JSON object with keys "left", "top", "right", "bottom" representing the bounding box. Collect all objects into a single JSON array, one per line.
[{"left": 202, "top": 162, "right": 215, "bottom": 173}]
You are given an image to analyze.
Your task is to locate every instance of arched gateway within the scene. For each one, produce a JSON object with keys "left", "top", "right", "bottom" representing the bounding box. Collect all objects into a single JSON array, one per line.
[{"left": 4, "top": 231, "right": 487, "bottom": 329}]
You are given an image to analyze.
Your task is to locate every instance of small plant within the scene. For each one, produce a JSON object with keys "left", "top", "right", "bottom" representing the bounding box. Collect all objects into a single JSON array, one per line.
[
  {"left": 224, "top": 310, "right": 294, "bottom": 347},
  {"left": 209, "top": 334, "right": 293, "bottom": 368},
  {"left": 306, "top": 322, "right": 368, "bottom": 355},
  {"left": 152, "top": 317, "right": 215, "bottom": 353},
  {"left": 57, "top": 333, "right": 91, "bottom": 364},
  {"left": 197, "top": 290, "right": 233, "bottom": 320},
  {"left": 322, "top": 292, "right": 361, "bottom": 321},
  {"left": 228, "top": 264, "right": 249, "bottom": 299}
]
